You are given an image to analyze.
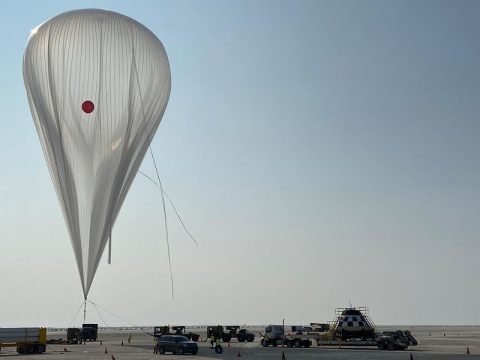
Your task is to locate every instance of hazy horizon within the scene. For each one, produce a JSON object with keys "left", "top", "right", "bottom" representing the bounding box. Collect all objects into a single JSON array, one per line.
[{"left": 1, "top": 0, "right": 479, "bottom": 327}]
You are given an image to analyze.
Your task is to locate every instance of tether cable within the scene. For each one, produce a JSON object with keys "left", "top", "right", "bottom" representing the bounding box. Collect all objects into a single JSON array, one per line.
[
  {"left": 138, "top": 170, "right": 198, "bottom": 247},
  {"left": 86, "top": 300, "right": 153, "bottom": 336},
  {"left": 131, "top": 49, "right": 174, "bottom": 299},
  {"left": 69, "top": 300, "right": 87, "bottom": 327}
]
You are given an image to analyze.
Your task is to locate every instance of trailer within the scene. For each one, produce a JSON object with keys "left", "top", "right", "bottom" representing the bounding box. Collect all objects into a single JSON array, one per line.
[
  {"left": 82, "top": 323, "right": 98, "bottom": 341},
  {"left": 0, "top": 327, "right": 47, "bottom": 354},
  {"left": 315, "top": 307, "right": 418, "bottom": 351},
  {"left": 316, "top": 333, "right": 413, "bottom": 350}
]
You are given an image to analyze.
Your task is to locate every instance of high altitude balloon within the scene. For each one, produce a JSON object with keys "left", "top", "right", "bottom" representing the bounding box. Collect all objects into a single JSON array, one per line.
[{"left": 23, "top": 9, "right": 171, "bottom": 298}]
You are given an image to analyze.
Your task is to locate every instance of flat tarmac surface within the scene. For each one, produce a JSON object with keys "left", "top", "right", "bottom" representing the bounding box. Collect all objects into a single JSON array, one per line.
[{"left": 2, "top": 326, "right": 480, "bottom": 359}]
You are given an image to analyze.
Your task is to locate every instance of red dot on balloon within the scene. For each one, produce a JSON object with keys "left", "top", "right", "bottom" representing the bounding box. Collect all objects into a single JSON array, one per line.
[{"left": 82, "top": 100, "right": 95, "bottom": 114}]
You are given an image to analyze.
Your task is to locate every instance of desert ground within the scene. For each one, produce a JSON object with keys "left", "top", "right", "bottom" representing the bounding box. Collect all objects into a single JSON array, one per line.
[{"left": 2, "top": 326, "right": 480, "bottom": 359}]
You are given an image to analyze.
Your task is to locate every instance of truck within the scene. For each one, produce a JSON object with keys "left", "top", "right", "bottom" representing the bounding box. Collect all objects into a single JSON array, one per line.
[
  {"left": 236, "top": 328, "right": 255, "bottom": 342},
  {"left": 225, "top": 326, "right": 255, "bottom": 342},
  {"left": 81, "top": 324, "right": 98, "bottom": 342},
  {"left": 67, "top": 328, "right": 82, "bottom": 344},
  {"left": 0, "top": 327, "right": 47, "bottom": 354},
  {"left": 205, "top": 325, "right": 255, "bottom": 343},
  {"left": 154, "top": 326, "right": 200, "bottom": 342},
  {"left": 207, "top": 325, "right": 232, "bottom": 343},
  {"left": 285, "top": 326, "right": 312, "bottom": 348},
  {"left": 261, "top": 325, "right": 312, "bottom": 348}
]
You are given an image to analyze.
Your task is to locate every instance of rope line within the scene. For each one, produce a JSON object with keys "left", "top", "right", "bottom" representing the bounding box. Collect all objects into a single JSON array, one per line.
[
  {"left": 138, "top": 170, "right": 198, "bottom": 247},
  {"left": 147, "top": 147, "right": 174, "bottom": 298},
  {"left": 130, "top": 49, "right": 174, "bottom": 299},
  {"left": 86, "top": 300, "right": 138, "bottom": 328},
  {"left": 91, "top": 301, "right": 110, "bottom": 328},
  {"left": 69, "top": 300, "right": 87, "bottom": 327}
]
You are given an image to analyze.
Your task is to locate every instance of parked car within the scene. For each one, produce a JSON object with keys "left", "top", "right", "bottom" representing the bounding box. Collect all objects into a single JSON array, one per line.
[{"left": 156, "top": 335, "right": 198, "bottom": 355}]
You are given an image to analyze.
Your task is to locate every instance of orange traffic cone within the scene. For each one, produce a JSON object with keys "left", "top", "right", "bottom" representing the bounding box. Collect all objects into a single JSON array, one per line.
[
  {"left": 105, "top": 348, "right": 108, "bottom": 354},
  {"left": 237, "top": 351, "right": 241, "bottom": 357},
  {"left": 467, "top": 347, "right": 470, "bottom": 354},
  {"left": 281, "top": 350, "right": 286, "bottom": 359}
]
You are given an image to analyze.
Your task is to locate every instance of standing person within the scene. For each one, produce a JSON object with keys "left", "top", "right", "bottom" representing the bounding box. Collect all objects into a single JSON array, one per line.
[
  {"left": 153, "top": 337, "right": 158, "bottom": 354},
  {"left": 215, "top": 337, "right": 223, "bottom": 354},
  {"left": 210, "top": 334, "right": 216, "bottom": 349}
]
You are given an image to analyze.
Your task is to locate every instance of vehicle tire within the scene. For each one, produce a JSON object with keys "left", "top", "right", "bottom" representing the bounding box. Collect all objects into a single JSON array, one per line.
[
  {"left": 247, "top": 335, "right": 254, "bottom": 342},
  {"left": 222, "top": 334, "right": 231, "bottom": 343},
  {"left": 287, "top": 341, "right": 293, "bottom": 348},
  {"left": 177, "top": 348, "right": 184, "bottom": 355},
  {"left": 294, "top": 339, "right": 301, "bottom": 348},
  {"left": 36, "top": 345, "right": 46, "bottom": 353},
  {"left": 272, "top": 342, "right": 277, "bottom": 347},
  {"left": 17, "top": 347, "right": 25, "bottom": 354},
  {"left": 26, "top": 345, "right": 35, "bottom": 354},
  {"left": 192, "top": 349, "right": 198, "bottom": 355},
  {"left": 159, "top": 346, "right": 165, "bottom": 354},
  {"left": 387, "top": 342, "right": 395, "bottom": 351},
  {"left": 191, "top": 334, "right": 200, "bottom": 342}
]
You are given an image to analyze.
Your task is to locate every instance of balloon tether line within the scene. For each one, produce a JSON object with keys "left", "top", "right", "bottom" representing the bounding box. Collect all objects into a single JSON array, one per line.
[
  {"left": 86, "top": 299, "right": 156, "bottom": 337},
  {"left": 86, "top": 299, "right": 153, "bottom": 336},
  {"left": 148, "top": 147, "right": 174, "bottom": 298},
  {"left": 138, "top": 170, "right": 198, "bottom": 247},
  {"left": 131, "top": 50, "right": 174, "bottom": 298},
  {"left": 69, "top": 300, "right": 87, "bottom": 327},
  {"left": 90, "top": 301, "right": 110, "bottom": 327}
]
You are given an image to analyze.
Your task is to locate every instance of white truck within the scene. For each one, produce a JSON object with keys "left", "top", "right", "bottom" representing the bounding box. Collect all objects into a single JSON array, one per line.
[
  {"left": 261, "top": 325, "right": 312, "bottom": 348},
  {"left": 0, "top": 327, "right": 47, "bottom": 354}
]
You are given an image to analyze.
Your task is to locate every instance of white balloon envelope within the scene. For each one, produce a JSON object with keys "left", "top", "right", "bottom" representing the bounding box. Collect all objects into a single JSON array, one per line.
[{"left": 23, "top": 9, "right": 171, "bottom": 298}]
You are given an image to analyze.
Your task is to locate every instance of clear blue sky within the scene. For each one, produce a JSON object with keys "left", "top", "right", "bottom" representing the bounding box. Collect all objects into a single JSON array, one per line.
[{"left": 0, "top": 0, "right": 479, "bottom": 327}]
